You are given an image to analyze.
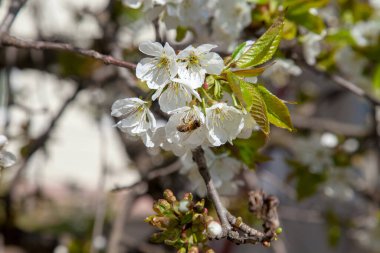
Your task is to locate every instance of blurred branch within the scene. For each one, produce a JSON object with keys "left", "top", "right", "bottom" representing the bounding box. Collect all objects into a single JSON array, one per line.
[
  {"left": 8, "top": 85, "right": 82, "bottom": 193},
  {"left": 192, "top": 146, "right": 279, "bottom": 247},
  {"left": 292, "top": 115, "right": 370, "bottom": 137},
  {"left": 0, "top": 0, "right": 27, "bottom": 34},
  {"left": 0, "top": 34, "right": 137, "bottom": 70}
]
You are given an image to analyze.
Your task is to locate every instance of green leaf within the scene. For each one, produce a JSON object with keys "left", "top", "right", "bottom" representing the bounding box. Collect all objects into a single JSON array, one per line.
[
  {"left": 373, "top": 64, "right": 380, "bottom": 89},
  {"left": 286, "top": 12, "right": 325, "bottom": 34},
  {"left": 231, "top": 41, "right": 247, "bottom": 63},
  {"left": 256, "top": 85, "right": 294, "bottom": 131},
  {"left": 236, "top": 16, "right": 284, "bottom": 68},
  {"left": 284, "top": 0, "right": 329, "bottom": 15},
  {"left": 226, "top": 71, "right": 246, "bottom": 108},
  {"left": 250, "top": 87, "right": 270, "bottom": 135},
  {"left": 175, "top": 26, "right": 188, "bottom": 42}
]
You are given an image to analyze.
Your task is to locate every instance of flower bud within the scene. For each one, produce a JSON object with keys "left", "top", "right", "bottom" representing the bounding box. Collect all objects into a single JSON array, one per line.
[
  {"left": 0, "top": 135, "right": 8, "bottom": 150},
  {"left": 179, "top": 200, "right": 190, "bottom": 213},
  {"left": 151, "top": 216, "right": 170, "bottom": 229},
  {"left": 193, "top": 199, "right": 205, "bottom": 213},
  {"left": 183, "top": 192, "right": 193, "bottom": 201},
  {"left": 207, "top": 221, "right": 222, "bottom": 238},
  {"left": 188, "top": 246, "right": 199, "bottom": 253},
  {"left": 205, "top": 248, "right": 216, "bottom": 253},
  {"left": 163, "top": 189, "right": 176, "bottom": 203},
  {"left": 177, "top": 248, "right": 186, "bottom": 253}
]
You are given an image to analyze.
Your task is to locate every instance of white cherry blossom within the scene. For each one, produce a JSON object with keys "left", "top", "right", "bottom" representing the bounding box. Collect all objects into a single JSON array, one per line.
[
  {"left": 0, "top": 135, "right": 16, "bottom": 169},
  {"left": 238, "top": 113, "right": 259, "bottom": 139},
  {"left": 213, "top": 0, "right": 252, "bottom": 38},
  {"left": 165, "top": 106, "right": 207, "bottom": 147},
  {"left": 111, "top": 98, "right": 156, "bottom": 136},
  {"left": 181, "top": 149, "right": 243, "bottom": 196},
  {"left": 177, "top": 44, "right": 224, "bottom": 87},
  {"left": 151, "top": 127, "right": 189, "bottom": 156},
  {"left": 151, "top": 78, "right": 201, "bottom": 113},
  {"left": 206, "top": 103, "right": 244, "bottom": 146},
  {"left": 136, "top": 42, "right": 178, "bottom": 89}
]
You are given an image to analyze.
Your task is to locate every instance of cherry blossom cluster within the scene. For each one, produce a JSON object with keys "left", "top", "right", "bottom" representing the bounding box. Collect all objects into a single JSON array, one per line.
[
  {"left": 111, "top": 42, "right": 258, "bottom": 194},
  {"left": 122, "top": 0, "right": 252, "bottom": 48},
  {"left": 111, "top": 41, "right": 257, "bottom": 150}
]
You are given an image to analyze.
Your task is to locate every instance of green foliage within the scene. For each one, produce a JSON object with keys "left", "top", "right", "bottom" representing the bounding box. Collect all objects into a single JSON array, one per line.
[
  {"left": 283, "top": 0, "right": 329, "bottom": 15},
  {"left": 256, "top": 85, "right": 294, "bottom": 131},
  {"left": 176, "top": 26, "right": 188, "bottom": 42},
  {"left": 235, "top": 16, "right": 284, "bottom": 68},
  {"left": 287, "top": 160, "right": 327, "bottom": 200},
  {"left": 286, "top": 11, "right": 325, "bottom": 34},
  {"left": 325, "top": 210, "right": 342, "bottom": 247},
  {"left": 146, "top": 190, "right": 214, "bottom": 253},
  {"left": 373, "top": 64, "right": 380, "bottom": 89},
  {"left": 231, "top": 131, "right": 270, "bottom": 169}
]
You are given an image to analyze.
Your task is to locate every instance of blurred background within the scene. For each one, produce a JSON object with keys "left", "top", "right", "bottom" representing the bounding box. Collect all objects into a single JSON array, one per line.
[{"left": 1, "top": 0, "right": 380, "bottom": 253}]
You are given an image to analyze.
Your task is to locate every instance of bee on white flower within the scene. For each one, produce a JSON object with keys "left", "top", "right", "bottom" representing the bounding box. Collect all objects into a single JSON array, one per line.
[
  {"left": 111, "top": 98, "right": 156, "bottom": 147},
  {"left": 151, "top": 78, "right": 201, "bottom": 113},
  {"left": 151, "top": 127, "right": 189, "bottom": 156},
  {"left": 136, "top": 42, "right": 178, "bottom": 89},
  {"left": 165, "top": 106, "right": 208, "bottom": 148},
  {"left": 177, "top": 44, "right": 224, "bottom": 87},
  {"left": 206, "top": 103, "right": 244, "bottom": 146},
  {"left": 0, "top": 135, "right": 16, "bottom": 169}
]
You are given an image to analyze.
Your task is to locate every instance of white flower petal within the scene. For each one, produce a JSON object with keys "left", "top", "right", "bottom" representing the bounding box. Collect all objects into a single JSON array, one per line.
[
  {"left": 200, "top": 52, "right": 224, "bottom": 75},
  {"left": 196, "top": 44, "right": 217, "bottom": 53},
  {"left": 139, "top": 41, "right": 163, "bottom": 57},
  {"left": 0, "top": 150, "right": 16, "bottom": 168}
]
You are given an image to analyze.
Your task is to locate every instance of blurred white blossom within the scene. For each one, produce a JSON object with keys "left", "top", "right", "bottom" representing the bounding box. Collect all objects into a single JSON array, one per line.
[{"left": 0, "top": 135, "right": 16, "bottom": 169}]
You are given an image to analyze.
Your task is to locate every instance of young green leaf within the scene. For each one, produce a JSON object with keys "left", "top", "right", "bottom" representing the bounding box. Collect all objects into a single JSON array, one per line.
[
  {"left": 250, "top": 87, "right": 270, "bottom": 135},
  {"left": 257, "top": 85, "right": 294, "bottom": 131},
  {"left": 231, "top": 41, "right": 247, "bottom": 63},
  {"left": 236, "top": 16, "right": 284, "bottom": 68},
  {"left": 226, "top": 71, "right": 246, "bottom": 107}
]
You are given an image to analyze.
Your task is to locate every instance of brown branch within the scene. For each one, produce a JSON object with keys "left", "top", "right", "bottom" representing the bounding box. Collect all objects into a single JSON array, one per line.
[
  {"left": 289, "top": 51, "right": 380, "bottom": 106},
  {"left": 192, "top": 147, "right": 231, "bottom": 236},
  {"left": 0, "top": 34, "right": 137, "bottom": 70},
  {"left": 9, "top": 85, "right": 83, "bottom": 192},
  {"left": 292, "top": 115, "right": 370, "bottom": 137},
  {"left": 191, "top": 146, "right": 280, "bottom": 246},
  {"left": 0, "top": 0, "right": 27, "bottom": 34}
]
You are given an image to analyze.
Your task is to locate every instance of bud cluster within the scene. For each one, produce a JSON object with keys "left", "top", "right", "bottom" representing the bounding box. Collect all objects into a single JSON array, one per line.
[{"left": 145, "top": 189, "right": 216, "bottom": 252}]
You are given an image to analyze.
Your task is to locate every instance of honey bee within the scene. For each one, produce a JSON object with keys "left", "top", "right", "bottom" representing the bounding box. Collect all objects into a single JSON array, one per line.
[{"left": 176, "top": 117, "right": 201, "bottom": 132}]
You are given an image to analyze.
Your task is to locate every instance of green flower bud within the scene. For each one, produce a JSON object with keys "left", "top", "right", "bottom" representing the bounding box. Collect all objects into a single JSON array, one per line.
[
  {"left": 183, "top": 192, "right": 193, "bottom": 201},
  {"left": 188, "top": 246, "right": 199, "bottom": 253},
  {"left": 163, "top": 189, "right": 177, "bottom": 203}
]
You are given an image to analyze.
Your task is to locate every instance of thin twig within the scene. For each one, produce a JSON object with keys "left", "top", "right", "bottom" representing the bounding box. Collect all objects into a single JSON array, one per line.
[
  {"left": 0, "top": 0, "right": 27, "bottom": 34},
  {"left": 192, "top": 147, "right": 231, "bottom": 236},
  {"left": 0, "top": 34, "right": 137, "bottom": 70},
  {"left": 191, "top": 146, "right": 279, "bottom": 246},
  {"left": 291, "top": 54, "right": 380, "bottom": 106},
  {"left": 8, "top": 85, "right": 83, "bottom": 192}
]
